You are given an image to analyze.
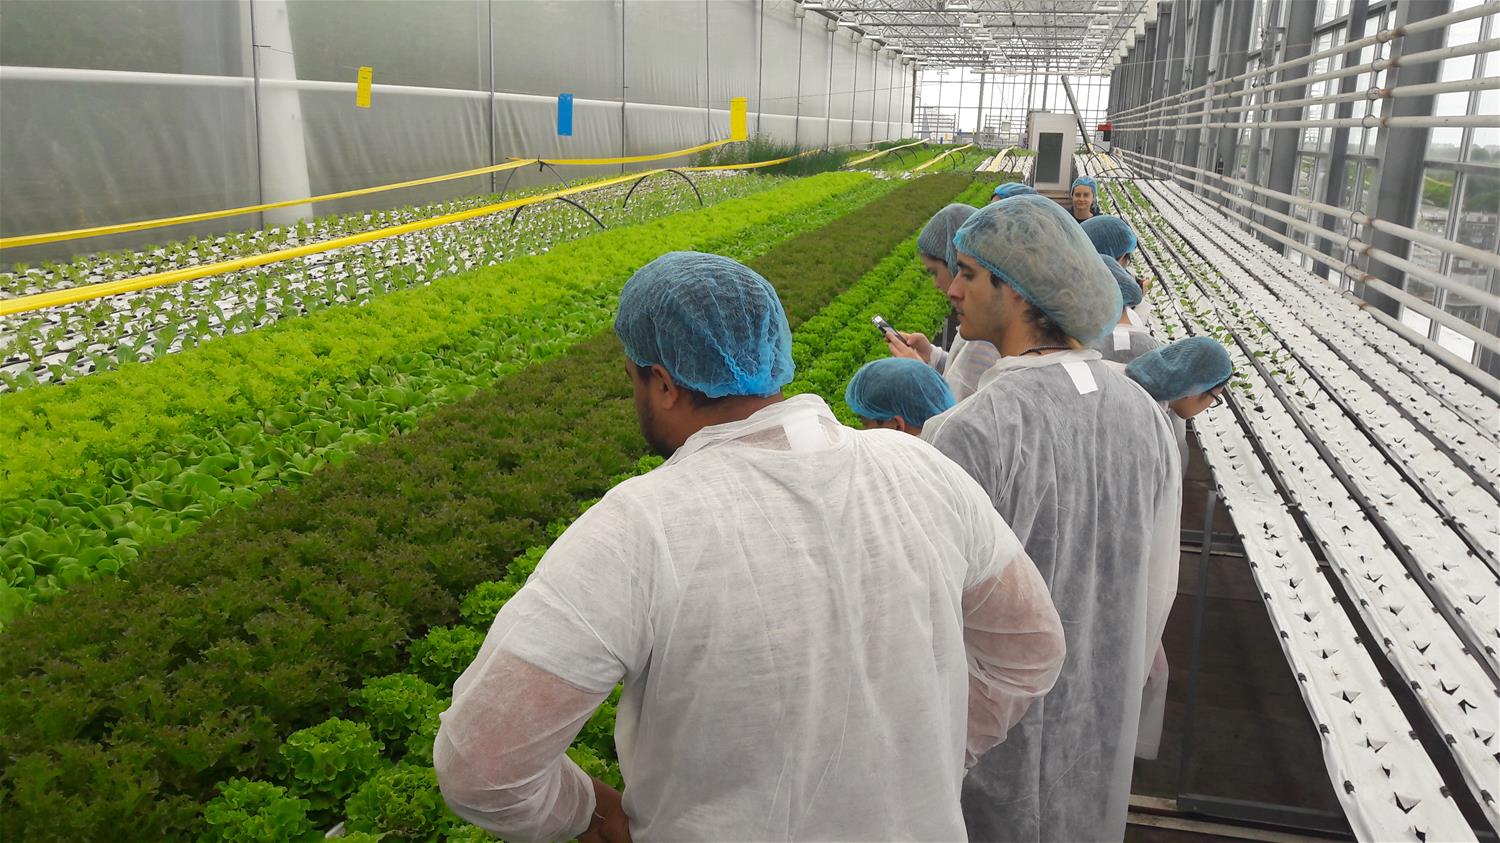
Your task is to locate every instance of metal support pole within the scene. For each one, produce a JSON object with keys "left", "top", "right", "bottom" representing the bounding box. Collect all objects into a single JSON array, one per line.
[
  {"left": 850, "top": 33, "right": 859, "bottom": 145},
  {"left": 1145, "top": 17, "right": 1168, "bottom": 161},
  {"left": 756, "top": 0, "right": 765, "bottom": 135},
  {"left": 1361, "top": 0, "right": 1455, "bottom": 317},
  {"left": 1181, "top": 0, "right": 1218, "bottom": 171},
  {"left": 1260, "top": 0, "right": 1317, "bottom": 247},
  {"left": 1314, "top": 0, "right": 1370, "bottom": 278},
  {"left": 976, "top": 70, "right": 987, "bottom": 143},
  {"left": 826, "top": 23, "right": 836, "bottom": 149},
  {"left": 1163, "top": 0, "right": 1190, "bottom": 163},
  {"left": 1213, "top": 0, "right": 1257, "bottom": 189},
  {"left": 794, "top": 14, "right": 805, "bottom": 147}
]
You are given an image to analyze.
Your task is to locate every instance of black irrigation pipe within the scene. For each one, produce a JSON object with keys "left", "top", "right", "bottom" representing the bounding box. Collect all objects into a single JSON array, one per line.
[
  {"left": 1114, "top": 183, "right": 1500, "bottom": 687},
  {"left": 1109, "top": 182, "right": 1500, "bottom": 831},
  {"left": 1153, "top": 180, "right": 1500, "bottom": 456},
  {"left": 1136, "top": 180, "right": 1500, "bottom": 579},
  {"left": 621, "top": 169, "right": 703, "bottom": 210},
  {"left": 509, "top": 196, "right": 607, "bottom": 231}
]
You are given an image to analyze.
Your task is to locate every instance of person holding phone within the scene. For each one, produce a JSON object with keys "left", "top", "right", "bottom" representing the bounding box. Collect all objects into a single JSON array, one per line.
[
  {"left": 886, "top": 203, "right": 1001, "bottom": 401},
  {"left": 435, "top": 251, "right": 1066, "bottom": 843}
]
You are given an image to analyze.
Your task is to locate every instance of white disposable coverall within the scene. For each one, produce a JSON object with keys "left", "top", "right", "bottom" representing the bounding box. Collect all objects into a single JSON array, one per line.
[
  {"left": 1093, "top": 323, "right": 1163, "bottom": 367},
  {"left": 434, "top": 394, "right": 1066, "bottom": 842},
  {"left": 928, "top": 334, "right": 1002, "bottom": 402},
  {"left": 922, "top": 350, "right": 1182, "bottom": 843}
]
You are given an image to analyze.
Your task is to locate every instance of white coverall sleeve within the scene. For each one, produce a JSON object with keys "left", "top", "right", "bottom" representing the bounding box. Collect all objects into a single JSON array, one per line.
[
  {"left": 961, "top": 548, "right": 1066, "bottom": 768},
  {"left": 434, "top": 498, "right": 651, "bottom": 842},
  {"left": 434, "top": 649, "right": 606, "bottom": 843},
  {"left": 929, "top": 344, "right": 950, "bottom": 374},
  {"left": 952, "top": 469, "right": 1066, "bottom": 768}
]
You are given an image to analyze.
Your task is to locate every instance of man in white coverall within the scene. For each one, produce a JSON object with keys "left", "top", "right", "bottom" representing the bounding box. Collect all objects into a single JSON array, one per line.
[
  {"left": 920, "top": 198, "right": 1183, "bottom": 843},
  {"left": 434, "top": 251, "right": 1067, "bottom": 842}
]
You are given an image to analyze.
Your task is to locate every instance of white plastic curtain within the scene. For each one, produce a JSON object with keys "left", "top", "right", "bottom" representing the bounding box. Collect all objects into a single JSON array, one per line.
[{"left": 0, "top": 0, "right": 916, "bottom": 261}]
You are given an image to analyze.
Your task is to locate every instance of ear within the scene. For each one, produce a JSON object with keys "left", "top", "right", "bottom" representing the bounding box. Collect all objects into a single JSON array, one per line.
[
  {"left": 650, "top": 364, "right": 687, "bottom": 409},
  {"left": 891, "top": 416, "right": 913, "bottom": 434}
]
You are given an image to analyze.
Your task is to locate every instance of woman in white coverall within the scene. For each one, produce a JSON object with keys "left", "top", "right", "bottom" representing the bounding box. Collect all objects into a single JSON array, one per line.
[
  {"left": 433, "top": 251, "right": 1067, "bottom": 843},
  {"left": 920, "top": 198, "right": 1183, "bottom": 843}
]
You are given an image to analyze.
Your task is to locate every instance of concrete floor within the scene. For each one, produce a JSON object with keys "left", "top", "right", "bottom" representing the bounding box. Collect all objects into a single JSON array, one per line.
[{"left": 1127, "top": 433, "right": 1352, "bottom": 841}]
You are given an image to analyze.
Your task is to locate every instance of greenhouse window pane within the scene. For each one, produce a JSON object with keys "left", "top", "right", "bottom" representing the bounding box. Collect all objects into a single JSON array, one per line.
[
  {"left": 1401, "top": 306, "right": 1433, "bottom": 335},
  {"left": 1429, "top": 128, "right": 1464, "bottom": 162},
  {"left": 1436, "top": 325, "right": 1478, "bottom": 361},
  {"left": 1421, "top": 167, "right": 1458, "bottom": 218},
  {"left": 1409, "top": 242, "right": 1445, "bottom": 277}
]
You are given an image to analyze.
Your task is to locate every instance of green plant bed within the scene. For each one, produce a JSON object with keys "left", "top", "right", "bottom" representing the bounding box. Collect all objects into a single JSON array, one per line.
[
  {"left": 0, "top": 173, "right": 974, "bottom": 842},
  {"left": 193, "top": 177, "right": 987, "bottom": 843},
  {"left": 690, "top": 133, "right": 851, "bottom": 176},
  {"left": 0, "top": 175, "right": 896, "bottom": 623}
]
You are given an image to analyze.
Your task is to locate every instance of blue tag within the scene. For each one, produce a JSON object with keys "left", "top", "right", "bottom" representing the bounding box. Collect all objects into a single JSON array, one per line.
[{"left": 557, "top": 93, "right": 574, "bottom": 137}]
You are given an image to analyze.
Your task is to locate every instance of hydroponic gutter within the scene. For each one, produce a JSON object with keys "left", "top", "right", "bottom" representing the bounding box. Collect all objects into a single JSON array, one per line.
[
  {"left": 1132, "top": 182, "right": 1500, "bottom": 580},
  {"left": 1112, "top": 190, "right": 1479, "bottom": 842},
  {"left": 1110, "top": 182, "right": 1499, "bottom": 834}
]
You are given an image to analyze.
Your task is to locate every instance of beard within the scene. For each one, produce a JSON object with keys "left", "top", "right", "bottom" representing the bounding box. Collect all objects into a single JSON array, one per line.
[{"left": 635, "top": 400, "right": 677, "bottom": 459}]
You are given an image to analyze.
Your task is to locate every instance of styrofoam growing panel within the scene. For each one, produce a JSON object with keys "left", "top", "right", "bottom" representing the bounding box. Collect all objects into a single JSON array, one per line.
[{"left": 1139, "top": 186, "right": 1500, "bottom": 609}]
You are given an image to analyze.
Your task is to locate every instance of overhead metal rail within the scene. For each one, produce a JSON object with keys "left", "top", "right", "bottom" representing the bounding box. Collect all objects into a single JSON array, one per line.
[
  {"left": 794, "top": 0, "right": 1151, "bottom": 73},
  {"left": 1113, "top": 147, "right": 1500, "bottom": 400},
  {"left": 1109, "top": 2, "right": 1500, "bottom": 123}
]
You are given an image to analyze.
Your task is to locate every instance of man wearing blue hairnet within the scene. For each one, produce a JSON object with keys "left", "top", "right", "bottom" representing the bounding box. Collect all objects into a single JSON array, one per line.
[
  {"left": 886, "top": 204, "right": 1001, "bottom": 401},
  {"left": 920, "top": 198, "right": 1183, "bottom": 843},
  {"left": 436, "top": 251, "right": 1066, "bottom": 843}
]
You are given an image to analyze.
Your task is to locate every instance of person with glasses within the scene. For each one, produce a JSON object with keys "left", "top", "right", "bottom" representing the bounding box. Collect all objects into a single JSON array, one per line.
[
  {"left": 919, "top": 196, "right": 1183, "bottom": 843},
  {"left": 1126, "top": 336, "right": 1235, "bottom": 420},
  {"left": 1122, "top": 335, "right": 1234, "bottom": 758}
]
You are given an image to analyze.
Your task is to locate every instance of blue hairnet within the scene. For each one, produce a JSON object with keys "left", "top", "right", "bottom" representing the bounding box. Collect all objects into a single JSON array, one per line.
[
  {"left": 845, "top": 358, "right": 955, "bottom": 427},
  {"left": 1081, "top": 215, "right": 1138, "bottom": 259},
  {"left": 1126, "top": 336, "right": 1235, "bottom": 402},
  {"left": 917, "top": 203, "right": 978, "bottom": 275},
  {"left": 1103, "top": 257, "right": 1143, "bottom": 308},
  {"left": 953, "top": 195, "right": 1123, "bottom": 345},
  {"left": 1071, "top": 176, "right": 1098, "bottom": 194},
  {"left": 615, "top": 251, "right": 794, "bottom": 398},
  {"left": 992, "top": 182, "right": 1037, "bottom": 200}
]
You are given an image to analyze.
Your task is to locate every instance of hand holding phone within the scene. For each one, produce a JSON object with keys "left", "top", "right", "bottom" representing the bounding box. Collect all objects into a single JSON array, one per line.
[{"left": 871, "top": 315, "right": 906, "bottom": 345}]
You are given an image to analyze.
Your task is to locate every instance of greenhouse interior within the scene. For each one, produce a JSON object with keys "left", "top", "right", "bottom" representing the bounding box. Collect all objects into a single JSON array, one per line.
[{"left": 0, "top": 0, "right": 1497, "bottom": 841}]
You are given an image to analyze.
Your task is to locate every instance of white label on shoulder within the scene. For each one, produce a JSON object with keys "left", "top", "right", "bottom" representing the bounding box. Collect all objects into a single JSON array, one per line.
[
  {"left": 1062, "top": 361, "right": 1099, "bottom": 395},
  {"left": 1113, "top": 328, "right": 1131, "bottom": 351}
]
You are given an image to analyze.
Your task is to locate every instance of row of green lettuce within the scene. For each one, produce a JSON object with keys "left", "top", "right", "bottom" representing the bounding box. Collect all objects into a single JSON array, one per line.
[
  {"left": 0, "top": 173, "right": 977, "bottom": 841},
  {"left": 0, "top": 174, "right": 895, "bottom": 625},
  {"left": 195, "top": 181, "right": 987, "bottom": 843}
]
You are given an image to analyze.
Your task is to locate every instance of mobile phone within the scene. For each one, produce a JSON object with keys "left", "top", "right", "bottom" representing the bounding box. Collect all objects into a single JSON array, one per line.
[{"left": 871, "top": 315, "right": 905, "bottom": 345}]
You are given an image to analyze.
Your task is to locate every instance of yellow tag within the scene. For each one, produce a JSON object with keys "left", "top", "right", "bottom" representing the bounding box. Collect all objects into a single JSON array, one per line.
[
  {"left": 730, "top": 96, "right": 748, "bottom": 141},
  {"left": 356, "top": 66, "right": 373, "bottom": 108}
]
